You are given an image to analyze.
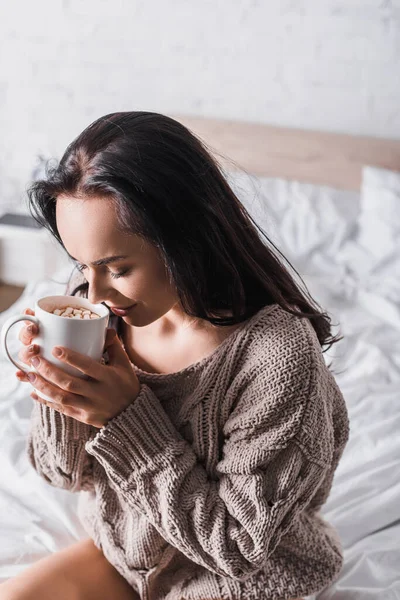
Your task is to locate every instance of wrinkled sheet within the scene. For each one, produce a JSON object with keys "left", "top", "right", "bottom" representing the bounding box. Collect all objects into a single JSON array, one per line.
[{"left": 1, "top": 172, "right": 399, "bottom": 598}]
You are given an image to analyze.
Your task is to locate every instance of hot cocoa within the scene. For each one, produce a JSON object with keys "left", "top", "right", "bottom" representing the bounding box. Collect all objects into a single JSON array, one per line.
[{"left": 50, "top": 306, "right": 100, "bottom": 319}]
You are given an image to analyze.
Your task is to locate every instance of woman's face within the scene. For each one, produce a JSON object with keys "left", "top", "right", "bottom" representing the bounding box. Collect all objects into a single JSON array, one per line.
[{"left": 56, "top": 195, "right": 180, "bottom": 327}]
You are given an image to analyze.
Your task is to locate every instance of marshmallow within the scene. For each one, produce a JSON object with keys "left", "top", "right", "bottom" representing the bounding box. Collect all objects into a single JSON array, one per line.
[{"left": 52, "top": 306, "right": 100, "bottom": 320}]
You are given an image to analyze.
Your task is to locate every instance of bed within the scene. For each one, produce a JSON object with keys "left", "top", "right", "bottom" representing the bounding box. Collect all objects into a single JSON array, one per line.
[{"left": 1, "top": 116, "right": 400, "bottom": 599}]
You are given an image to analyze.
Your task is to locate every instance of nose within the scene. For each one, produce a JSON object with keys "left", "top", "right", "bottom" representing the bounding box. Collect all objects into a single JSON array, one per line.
[{"left": 87, "top": 275, "right": 115, "bottom": 306}]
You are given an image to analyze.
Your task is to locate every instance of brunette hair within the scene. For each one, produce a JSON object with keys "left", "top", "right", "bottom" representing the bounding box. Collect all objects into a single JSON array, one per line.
[{"left": 26, "top": 111, "right": 343, "bottom": 370}]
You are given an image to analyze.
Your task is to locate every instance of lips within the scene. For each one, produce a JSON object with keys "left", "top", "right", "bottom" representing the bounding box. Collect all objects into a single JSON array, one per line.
[
  {"left": 109, "top": 304, "right": 135, "bottom": 310},
  {"left": 108, "top": 303, "right": 136, "bottom": 316}
]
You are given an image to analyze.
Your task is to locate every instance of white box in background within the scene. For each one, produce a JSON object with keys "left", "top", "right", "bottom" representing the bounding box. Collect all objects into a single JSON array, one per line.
[{"left": 0, "top": 222, "right": 71, "bottom": 286}]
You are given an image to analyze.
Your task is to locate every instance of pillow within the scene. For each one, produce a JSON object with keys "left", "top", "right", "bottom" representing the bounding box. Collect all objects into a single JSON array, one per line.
[
  {"left": 359, "top": 165, "right": 400, "bottom": 266},
  {"left": 335, "top": 165, "right": 400, "bottom": 304},
  {"left": 224, "top": 168, "right": 361, "bottom": 279}
]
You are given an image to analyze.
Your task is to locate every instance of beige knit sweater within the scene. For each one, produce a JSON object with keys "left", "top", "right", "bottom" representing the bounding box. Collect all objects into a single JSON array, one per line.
[{"left": 26, "top": 302, "right": 350, "bottom": 600}]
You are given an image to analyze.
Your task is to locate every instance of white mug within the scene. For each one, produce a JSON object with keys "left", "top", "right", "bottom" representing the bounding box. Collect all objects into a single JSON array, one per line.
[{"left": 0, "top": 295, "right": 110, "bottom": 402}]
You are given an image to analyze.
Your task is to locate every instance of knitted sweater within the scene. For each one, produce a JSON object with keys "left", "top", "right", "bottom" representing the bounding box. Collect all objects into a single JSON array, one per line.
[{"left": 26, "top": 302, "right": 350, "bottom": 600}]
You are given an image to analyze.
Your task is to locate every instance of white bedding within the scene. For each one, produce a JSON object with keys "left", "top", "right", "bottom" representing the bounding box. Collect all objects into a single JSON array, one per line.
[{"left": 1, "top": 167, "right": 399, "bottom": 598}]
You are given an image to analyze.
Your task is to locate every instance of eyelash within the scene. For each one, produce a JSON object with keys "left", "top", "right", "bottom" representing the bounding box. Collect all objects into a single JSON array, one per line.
[{"left": 76, "top": 265, "right": 129, "bottom": 280}]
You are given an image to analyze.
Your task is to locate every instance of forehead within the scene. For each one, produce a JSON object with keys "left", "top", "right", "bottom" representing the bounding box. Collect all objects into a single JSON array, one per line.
[
  {"left": 56, "top": 195, "right": 118, "bottom": 225},
  {"left": 55, "top": 195, "right": 147, "bottom": 258}
]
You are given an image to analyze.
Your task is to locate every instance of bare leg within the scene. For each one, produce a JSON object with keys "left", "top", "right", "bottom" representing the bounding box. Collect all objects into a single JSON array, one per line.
[{"left": 0, "top": 538, "right": 139, "bottom": 600}]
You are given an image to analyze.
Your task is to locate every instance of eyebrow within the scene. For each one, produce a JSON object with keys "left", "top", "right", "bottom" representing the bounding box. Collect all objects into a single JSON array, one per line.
[{"left": 67, "top": 253, "right": 129, "bottom": 267}]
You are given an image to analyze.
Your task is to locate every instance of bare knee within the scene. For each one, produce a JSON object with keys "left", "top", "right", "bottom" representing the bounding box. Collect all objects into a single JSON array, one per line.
[
  {"left": 0, "top": 581, "right": 17, "bottom": 600},
  {"left": 0, "top": 585, "right": 19, "bottom": 600},
  {"left": 0, "top": 576, "right": 71, "bottom": 600},
  {"left": 0, "top": 539, "right": 137, "bottom": 600},
  {"left": 0, "top": 572, "right": 75, "bottom": 600},
  {"left": 0, "top": 541, "right": 83, "bottom": 600}
]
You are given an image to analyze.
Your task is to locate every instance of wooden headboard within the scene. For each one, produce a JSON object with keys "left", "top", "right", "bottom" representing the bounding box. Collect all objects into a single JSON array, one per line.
[{"left": 172, "top": 114, "right": 400, "bottom": 192}]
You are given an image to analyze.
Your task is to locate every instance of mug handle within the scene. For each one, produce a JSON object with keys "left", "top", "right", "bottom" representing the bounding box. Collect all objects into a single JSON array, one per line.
[{"left": 0, "top": 314, "right": 40, "bottom": 373}]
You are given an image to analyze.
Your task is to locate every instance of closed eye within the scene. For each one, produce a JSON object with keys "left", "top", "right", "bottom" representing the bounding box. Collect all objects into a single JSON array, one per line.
[{"left": 75, "top": 264, "right": 130, "bottom": 280}]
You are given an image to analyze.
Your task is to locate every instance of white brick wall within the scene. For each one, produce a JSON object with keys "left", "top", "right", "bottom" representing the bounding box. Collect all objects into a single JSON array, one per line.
[{"left": 0, "top": 0, "right": 399, "bottom": 213}]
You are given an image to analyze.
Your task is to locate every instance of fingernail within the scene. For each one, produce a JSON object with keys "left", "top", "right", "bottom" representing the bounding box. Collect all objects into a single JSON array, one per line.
[
  {"left": 31, "top": 357, "right": 40, "bottom": 367},
  {"left": 27, "top": 325, "right": 36, "bottom": 334},
  {"left": 28, "top": 344, "right": 36, "bottom": 353},
  {"left": 27, "top": 372, "right": 36, "bottom": 382}
]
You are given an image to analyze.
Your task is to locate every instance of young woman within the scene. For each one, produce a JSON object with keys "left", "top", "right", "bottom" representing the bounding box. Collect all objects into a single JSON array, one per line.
[{"left": 1, "top": 112, "right": 349, "bottom": 600}]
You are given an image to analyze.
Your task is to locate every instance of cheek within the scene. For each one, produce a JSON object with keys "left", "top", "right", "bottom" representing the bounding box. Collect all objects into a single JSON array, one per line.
[
  {"left": 155, "top": 260, "right": 173, "bottom": 288},
  {"left": 137, "top": 271, "right": 175, "bottom": 303},
  {"left": 121, "top": 271, "right": 157, "bottom": 298}
]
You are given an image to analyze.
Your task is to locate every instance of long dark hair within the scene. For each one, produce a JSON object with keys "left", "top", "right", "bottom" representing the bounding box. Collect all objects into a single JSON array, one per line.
[{"left": 26, "top": 111, "right": 343, "bottom": 370}]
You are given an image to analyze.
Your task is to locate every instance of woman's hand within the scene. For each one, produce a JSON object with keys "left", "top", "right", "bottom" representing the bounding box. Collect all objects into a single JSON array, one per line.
[
  {"left": 16, "top": 322, "right": 141, "bottom": 429},
  {"left": 17, "top": 307, "right": 40, "bottom": 367}
]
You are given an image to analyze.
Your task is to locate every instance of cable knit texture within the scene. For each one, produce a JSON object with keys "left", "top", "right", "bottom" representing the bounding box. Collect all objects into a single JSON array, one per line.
[{"left": 26, "top": 300, "right": 350, "bottom": 600}]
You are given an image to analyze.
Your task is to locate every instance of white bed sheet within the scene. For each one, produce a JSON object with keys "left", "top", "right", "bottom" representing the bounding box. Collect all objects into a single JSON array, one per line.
[{"left": 1, "top": 173, "right": 399, "bottom": 599}]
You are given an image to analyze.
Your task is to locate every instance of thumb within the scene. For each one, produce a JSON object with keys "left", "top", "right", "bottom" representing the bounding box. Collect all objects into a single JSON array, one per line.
[
  {"left": 103, "top": 328, "right": 117, "bottom": 350},
  {"left": 106, "top": 330, "right": 131, "bottom": 367}
]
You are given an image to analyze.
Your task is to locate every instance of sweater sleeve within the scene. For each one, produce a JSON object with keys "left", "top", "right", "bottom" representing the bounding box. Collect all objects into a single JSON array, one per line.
[
  {"left": 26, "top": 401, "right": 98, "bottom": 492},
  {"left": 84, "top": 352, "right": 331, "bottom": 580}
]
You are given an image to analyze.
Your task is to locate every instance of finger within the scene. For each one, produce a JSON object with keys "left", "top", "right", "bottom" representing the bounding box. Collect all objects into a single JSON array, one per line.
[
  {"left": 23, "top": 307, "right": 35, "bottom": 320},
  {"left": 19, "top": 308, "right": 38, "bottom": 345},
  {"left": 51, "top": 346, "right": 104, "bottom": 380},
  {"left": 26, "top": 356, "right": 90, "bottom": 404},
  {"left": 30, "top": 391, "right": 72, "bottom": 417},
  {"left": 18, "top": 343, "right": 40, "bottom": 367},
  {"left": 103, "top": 328, "right": 116, "bottom": 351},
  {"left": 106, "top": 332, "right": 132, "bottom": 367},
  {"left": 26, "top": 367, "right": 87, "bottom": 410},
  {"left": 16, "top": 369, "right": 29, "bottom": 381}
]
